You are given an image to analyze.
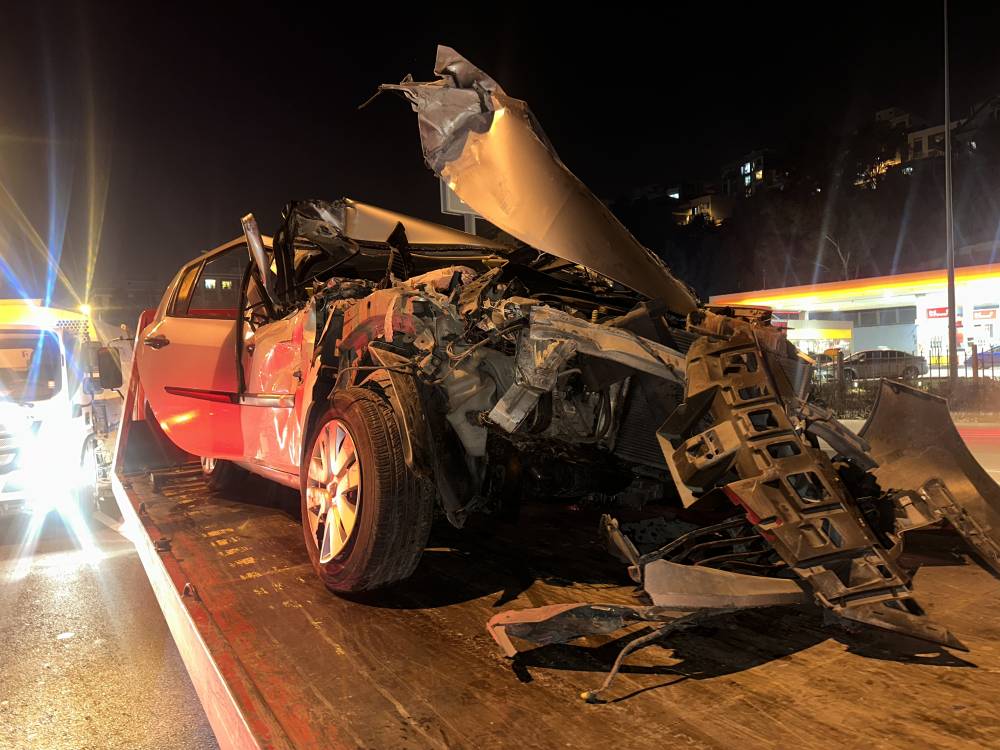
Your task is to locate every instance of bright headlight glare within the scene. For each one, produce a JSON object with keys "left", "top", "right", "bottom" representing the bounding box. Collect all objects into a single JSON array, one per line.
[{"left": 18, "top": 416, "right": 82, "bottom": 509}]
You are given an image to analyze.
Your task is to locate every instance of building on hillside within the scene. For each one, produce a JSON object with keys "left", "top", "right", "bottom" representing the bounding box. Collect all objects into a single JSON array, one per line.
[
  {"left": 954, "top": 94, "right": 1000, "bottom": 153},
  {"left": 721, "top": 149, "right": 788, "bottom": 198},
  {"left": 875, "top": 106, "right": 923, "bottom": 131},
  {"left": 908, "top": 120, "right": 964, "bottom": 161},
  {"left": 672, "top": 193, "right": 734, "bottom": 226}
]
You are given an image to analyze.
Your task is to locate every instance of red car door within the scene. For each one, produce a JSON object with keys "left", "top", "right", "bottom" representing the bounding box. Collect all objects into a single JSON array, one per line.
[{"left": 137, "top": 242, "right": 248, "bottom": 459}]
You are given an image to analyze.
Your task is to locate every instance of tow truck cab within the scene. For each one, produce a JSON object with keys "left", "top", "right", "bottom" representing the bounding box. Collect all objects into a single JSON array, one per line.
[{"left": 0, "top": 303, "right": 122, "bottom": 515}]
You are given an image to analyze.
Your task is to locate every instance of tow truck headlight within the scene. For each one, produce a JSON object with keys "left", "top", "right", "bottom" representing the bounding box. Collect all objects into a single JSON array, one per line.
[{"left": 10, "top": 416, "right": 83, "bottom": 512}]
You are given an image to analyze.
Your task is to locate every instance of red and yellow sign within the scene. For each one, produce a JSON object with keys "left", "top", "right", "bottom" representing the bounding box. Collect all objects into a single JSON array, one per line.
[{"left": 710, "top": 263, "right": 1000, "bottom": 309}]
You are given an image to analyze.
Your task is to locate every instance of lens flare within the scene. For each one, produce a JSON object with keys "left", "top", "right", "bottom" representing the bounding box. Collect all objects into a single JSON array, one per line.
[{"left": 0, "top": 180, "right": 81, "bottom": 304}]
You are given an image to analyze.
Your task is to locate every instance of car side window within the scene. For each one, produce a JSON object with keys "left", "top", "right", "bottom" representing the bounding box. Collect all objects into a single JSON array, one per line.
[
  {"left": 155, "top": 268, "right": 184, "bottom": 321},
  {"left": 169, "top": 264, "right": 202, "bottom": 317},
  {"left": 176, "top": 246, "right": 248, "bottom": 320}
]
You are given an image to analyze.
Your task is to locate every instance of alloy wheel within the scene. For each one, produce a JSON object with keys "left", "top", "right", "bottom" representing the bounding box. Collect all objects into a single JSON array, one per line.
[{"left": 306, "top": 419, "right": 362, "bottom": 564}]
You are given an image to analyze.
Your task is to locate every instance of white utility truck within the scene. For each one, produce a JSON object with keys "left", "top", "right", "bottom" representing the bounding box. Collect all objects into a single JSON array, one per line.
[{"left": 0, "top": 300, "right": 122, "bottom": 516}]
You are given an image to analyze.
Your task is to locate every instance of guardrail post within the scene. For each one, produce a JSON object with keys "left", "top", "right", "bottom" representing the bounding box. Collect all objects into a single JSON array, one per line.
[{"left": 971, "top": 342, "right": 979, "bottom": 381}]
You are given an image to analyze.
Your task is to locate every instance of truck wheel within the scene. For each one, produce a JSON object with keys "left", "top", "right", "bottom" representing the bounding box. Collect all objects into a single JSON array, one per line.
[
  {"left": 301, "top": 387, "right": 433, "bottom": 592},
  {"left": 902, "top": 366, "right": 919, "bottom": 380},
  {"left": 200, "top": 457, "right": 245, "bottom": 492},
  {"left": 844, "top": 368, "right": 857, "bottom": 383},
  {"left": 78, "top": 436, "right": 100, "bottom": 515}
]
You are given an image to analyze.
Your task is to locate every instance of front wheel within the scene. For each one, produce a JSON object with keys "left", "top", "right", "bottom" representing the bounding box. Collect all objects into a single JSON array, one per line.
[
  {"left": 902, "top": 366, "right": 920, "bottom": 380},
  {"left": 301, "top": 387, "right": 433, "bottom": 593}
]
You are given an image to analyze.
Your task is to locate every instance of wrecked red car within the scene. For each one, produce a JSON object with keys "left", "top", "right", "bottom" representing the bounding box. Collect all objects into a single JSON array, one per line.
[{"left": 136, "top": 47, "right": 1000, "bottom": 698}]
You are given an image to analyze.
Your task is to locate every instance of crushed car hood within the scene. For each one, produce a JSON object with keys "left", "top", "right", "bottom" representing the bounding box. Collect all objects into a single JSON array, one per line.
[{"left": 380, "top": 46, "right": 698, "bottom": 315}]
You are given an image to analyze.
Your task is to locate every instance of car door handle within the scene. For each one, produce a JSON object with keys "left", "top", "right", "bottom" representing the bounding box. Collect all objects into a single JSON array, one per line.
[{"left": 143, "top": 334, "right": 170, "bottom": 349}]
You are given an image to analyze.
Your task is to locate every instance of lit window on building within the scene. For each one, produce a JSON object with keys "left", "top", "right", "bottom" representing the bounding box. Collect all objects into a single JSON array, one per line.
[
  {"left": 754, "top": 169, "right": 763, "bottom": 181},
  {"left": 668, "top": 191, "right": 680, "bottom": 199},
  {"left": 744, "top": 175, "right": 752, "bottom": 186},
  {"left": 204, "top": 278, "right": 217, "bottom": 290},
  {"left": 221, "top": 280, "right": 233, "bottom": 290},
  {"left": 741, "top": 162, "right": 752, "bottom": 176}
]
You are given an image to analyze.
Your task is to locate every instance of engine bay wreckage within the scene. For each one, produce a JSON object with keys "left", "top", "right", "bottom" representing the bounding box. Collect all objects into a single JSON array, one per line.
[{"left": 232, "top": 46, "right": 1000, "bottom": 700}]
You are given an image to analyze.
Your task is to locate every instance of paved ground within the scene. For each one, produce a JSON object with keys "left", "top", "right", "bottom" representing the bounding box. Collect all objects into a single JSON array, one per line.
[{"left": 0, "top": 510, "right": 217, "bottom": 750}]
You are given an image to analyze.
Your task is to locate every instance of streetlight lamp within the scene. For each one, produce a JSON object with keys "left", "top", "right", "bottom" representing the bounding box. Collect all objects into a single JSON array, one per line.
[{"left": 944, "top": 0, "right": 958, "bottom": 388}]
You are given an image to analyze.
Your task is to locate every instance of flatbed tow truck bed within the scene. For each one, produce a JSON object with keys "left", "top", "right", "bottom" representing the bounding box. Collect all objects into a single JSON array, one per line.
[
  {"left": 112, "top": 467, "right": 1000, "bottom": 749},
  {"left": 110, "top": 395, "right": 1000, "bottom": 750}
]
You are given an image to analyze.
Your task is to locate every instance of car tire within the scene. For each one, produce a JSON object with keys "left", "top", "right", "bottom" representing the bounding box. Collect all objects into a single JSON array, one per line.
[
  {"left": 843, "top": 368, "right": 857, "bottom": 382},
  {"left": 902, "top": 366, "right": 919, "bottom": 380},
  {"left": 201, "top": 456, "right": 246, "bottom": 492},
  {"left": 300, "top": 387, "right": 433, "bottom": 593}
]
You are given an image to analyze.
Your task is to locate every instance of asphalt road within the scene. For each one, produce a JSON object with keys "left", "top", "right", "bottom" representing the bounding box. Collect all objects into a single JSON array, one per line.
[
  {"left": 0, "top": 425, "right": 997, "bottom": 750},
  {"left": 0, "top": 511, "right": 217, "bottom": 750}
]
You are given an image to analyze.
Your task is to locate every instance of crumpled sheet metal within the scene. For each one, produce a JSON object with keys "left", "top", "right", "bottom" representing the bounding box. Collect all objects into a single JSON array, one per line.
[
  {"left": 486, "top": 561, "right": 806, "bottom": 658},
  {"left": 861, "top": 380, "right": 1000, "bottom": 574},
  {"left": 276, "top": 197, "right": 507, "bottom": 255},
  {"left": 381, "top": 46, "right": 698, "bottom": 315},
  {"left": 487, "top": 603, "right": 674, "bottom": 658},
  {"left": 643, "top": 559, "right": 806, "bottom": 610}
]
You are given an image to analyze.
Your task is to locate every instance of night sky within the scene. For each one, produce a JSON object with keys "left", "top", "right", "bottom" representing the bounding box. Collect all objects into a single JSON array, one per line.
[{"left": 2, "top": 2, "right": 1000, "bottom": 302}]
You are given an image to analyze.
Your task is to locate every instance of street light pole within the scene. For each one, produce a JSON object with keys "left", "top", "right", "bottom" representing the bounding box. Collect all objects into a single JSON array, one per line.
[{"left": 944, "top": 0, "right": 958, "bottom": 387}]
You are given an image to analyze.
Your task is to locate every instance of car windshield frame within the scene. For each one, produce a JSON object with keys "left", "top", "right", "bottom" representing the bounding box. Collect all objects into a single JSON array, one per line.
[{"left": 0, "top": 329, "right": 63, "bottom": 403}]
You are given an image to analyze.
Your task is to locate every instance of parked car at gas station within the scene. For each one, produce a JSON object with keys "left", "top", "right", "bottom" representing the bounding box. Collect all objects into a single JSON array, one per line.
[
  {"left": 841, "top": 349, "right": 927, "bottom": 381},
  {"left": 974, "top": 343, "right": 1000, "bottom": 370}
]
